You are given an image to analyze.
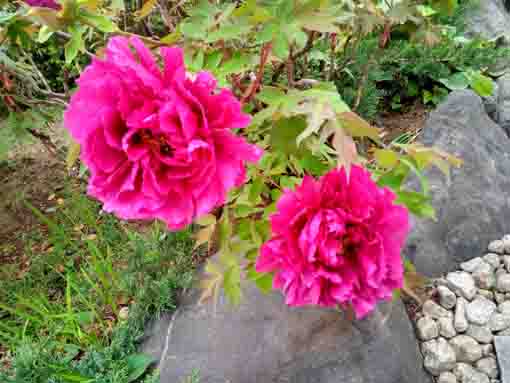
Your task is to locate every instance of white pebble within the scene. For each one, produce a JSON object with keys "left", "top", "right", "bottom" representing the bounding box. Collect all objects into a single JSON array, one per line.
[
  {"left": 438, "top": 286, "right": 457, "bottom": 310},
  {"left": 417, "top": 316, "right": 439, "bottom": 341},
  {"left": 476, "top": 357, "right": 499, "bottom": 379},
  {"left": 496, "top": 273, "right": 510, "bottom": 292},
  {"left": 423, "top": 300, "right": 452, "bottom": 319},
  {"left": 483, "top": 253, "right": 500, "bottom": 268},
  {"left": 449, "top": 335, "right": 483, "bottom": 363},
  {"left": 439, "top": 316, "right": 457, "bottom": 339},
  {"left": 447, "top": 272, "right": 477, "bottom": 301},
  {"left": 455, "top": 297, "right": 469, "bottom": 332},
  {"left": 488, "top": 240, "right": 505, "bottom": 254},
  {"left": 466, "top": 297, "right": 496, "bottom": 326},
  {"left": 460, "top": 257, "right": 484, "bottom": 273},
  {"left": 438, "top": 371, "right": 457, "bottom": 383}
]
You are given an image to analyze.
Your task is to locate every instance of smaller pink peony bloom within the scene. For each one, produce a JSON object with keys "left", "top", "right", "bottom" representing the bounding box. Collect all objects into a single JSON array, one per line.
[
  {"left": 24, "top": 0, "right": 61, "bottom": 9},
  {"left": 256, "top": 165, "right": 409, "bottom": 318},
  {"left": 64, "top": 37, "right": 262, "bottom": 229}
]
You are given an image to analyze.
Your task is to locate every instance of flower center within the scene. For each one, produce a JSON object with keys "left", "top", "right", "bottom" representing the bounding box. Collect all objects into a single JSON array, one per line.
[
  {"left": 340, "top": 223, "right": 361, "bottom": 257},
  {"left": 132, "top": 129, "right": 174, "bottom": 157}
]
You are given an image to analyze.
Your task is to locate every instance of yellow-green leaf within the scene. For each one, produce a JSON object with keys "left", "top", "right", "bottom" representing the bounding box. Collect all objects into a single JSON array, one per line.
[
  {"left": 374, "top": 149, "right": 399, "bottom": 169},
  {"left": 339, "top": 111, "right": 380, "bottom": 141},
  {"left": 195, "top": 214, "right": 216, "bottom": 226},
  {"left": 135, "top": 0, "right": 158, "bottom": 20},
  {"left": 66, "top": 140, "right": 81, "bottom": 170}
]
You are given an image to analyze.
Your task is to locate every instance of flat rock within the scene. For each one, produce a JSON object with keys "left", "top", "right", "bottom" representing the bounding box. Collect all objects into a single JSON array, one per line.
[
  {"left": 495, "top": 336, "right": 510, "bottom": 383},
  {"left": 141, "top": 276, "right": 432, "bottom": 383},
  {"left": 404, "top": 91, "right": 510, "bottom": 276}
]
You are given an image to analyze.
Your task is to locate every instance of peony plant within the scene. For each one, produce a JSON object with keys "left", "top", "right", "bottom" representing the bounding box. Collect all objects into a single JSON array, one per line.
[{"left": 4, "top": 0, "right": 462, "bottom": 319}]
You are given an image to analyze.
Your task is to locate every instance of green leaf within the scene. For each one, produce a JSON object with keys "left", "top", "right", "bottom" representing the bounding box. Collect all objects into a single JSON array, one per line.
[
  {"left": 246, "top": 268, "right": 273, "bottom": 294},
  {"left": 270, "top": 116, "right": 307, "bottom": 155},
  {"left": 396, "top": 191, "right": 436, "bottom": 219},
  {"left": 125, "top": 354, "right": 155, "bottom": 383},
  {"left": 338, "top": 112, "right": 380, "bottom": 141},
  {"left": 273, "top": 33, "right": 289, "bottom": 60},
  {"left": 256, "top": 86, "right": 285, "bottom": 105},
  {"left": 37, "top": 25, "right": 54, "bottom": 43},
  {"left": 279, "top": 176, "right": 301, "bottom": 189},
  {"left": 416, "top": 5, "right": 437, "bottom": 17},
  {"left": 205, "top": 50, "right": 223, "bottom": 70},
  {"left": 223, "top": 264, "right": 241, "bottom": 305},
  {"left": 65, "top": 27, "right": 84, "bottom": 65},
  {"left": 377, "top": 163, "right": 410, "bottom": 190},
  {"left": 469, "top": 72, "right": 494, "bottom": 97},
  {"left": 79, "top": 11, "right": 117, "bottom": 33},
  {"left": 249, "top": 177, "right": 265, "bottom": 202},
  {"left": 439, "top": 72, "right": 470, "bottom": 91},
  {"left": 54, "top": 371, "right": 94, "bottom": 383},
  {"left": 206, "top": 24, "right": 252, "bottom": 43},
  {"left": 299, "top": 152, "right": 328, "bottom": 176}
]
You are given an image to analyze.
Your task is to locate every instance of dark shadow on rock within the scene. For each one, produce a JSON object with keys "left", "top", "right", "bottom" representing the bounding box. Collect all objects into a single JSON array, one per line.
[{"left": 404, "top": 90, "right": 510, "bottom": 277}]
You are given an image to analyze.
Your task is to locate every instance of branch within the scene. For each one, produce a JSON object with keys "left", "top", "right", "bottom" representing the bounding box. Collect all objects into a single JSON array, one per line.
[
  {"left": 271, "top": 32, "right": 317, "bottom": 83},
  {"left": 241, "top": 42, "right": 272, "bottom": 104}
]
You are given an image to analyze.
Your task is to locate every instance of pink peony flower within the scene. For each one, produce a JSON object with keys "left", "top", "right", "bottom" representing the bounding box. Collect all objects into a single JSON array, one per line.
[
  {"left": 24, "top": 0, "right": 61, "bottom": 9},
  {"left": 256, "top": 165, "right": 409, "bottom": 318},
  {"left": 64, "top": 37, "right": 262, "bottom": 229}
]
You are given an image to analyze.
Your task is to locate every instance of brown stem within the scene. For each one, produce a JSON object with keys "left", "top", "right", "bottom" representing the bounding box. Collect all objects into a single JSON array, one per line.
[
  {"left": 271, "top": 32, "right": 317, "bottom": 83},
  {"left": 241, "top": 42, "right": 272, "bottom": 104},
  {"left": 286, "top": 45, "right": 294, "bottom": 87}
]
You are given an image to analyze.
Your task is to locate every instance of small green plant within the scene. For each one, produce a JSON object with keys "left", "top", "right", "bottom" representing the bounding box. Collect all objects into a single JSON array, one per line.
[{"left": 0, "top": 184, "right": 195, "bottom": 382}]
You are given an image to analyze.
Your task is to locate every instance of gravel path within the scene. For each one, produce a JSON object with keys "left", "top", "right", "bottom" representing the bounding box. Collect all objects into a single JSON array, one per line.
[{"left": 414, "top": 235, "right": 510, "bottom": 383}]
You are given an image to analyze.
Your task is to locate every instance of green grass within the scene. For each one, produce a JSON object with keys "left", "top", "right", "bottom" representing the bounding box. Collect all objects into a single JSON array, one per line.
[{"left": 0, "top": 181, "right": 196, "bottom": 382}]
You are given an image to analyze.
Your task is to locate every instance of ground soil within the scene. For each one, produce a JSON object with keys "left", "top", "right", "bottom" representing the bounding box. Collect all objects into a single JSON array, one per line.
[
  {"left": 376, "top": 102, "right": 429, "bottom": 143},
  {"left": 0, "top": 124, "right": 66, "bottom": 266}
]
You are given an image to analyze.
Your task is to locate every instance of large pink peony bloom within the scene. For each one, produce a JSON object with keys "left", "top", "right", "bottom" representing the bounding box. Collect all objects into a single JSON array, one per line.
[
  {"left": 256, "top": 165, "right": 409, "bottom": 318},
  {"left": 24, "top": 0, "right": 61, "bottom": 9},
  {"left": 64, "top": 37, "right": 262, "bottom": 229}
]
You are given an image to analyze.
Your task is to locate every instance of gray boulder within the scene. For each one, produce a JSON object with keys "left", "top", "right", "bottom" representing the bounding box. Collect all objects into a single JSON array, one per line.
[
  {"left": 497, "top": 74, "right": 510, "bottom": 135},
  {"left": 404, "top": 90, "right": 510, "bottom": 276},
  {"left": 465, "top": 0, "right": 510, "bottom": 43},
  {"left": 141, "top": 277, "right": 431, "bottom": 383}
]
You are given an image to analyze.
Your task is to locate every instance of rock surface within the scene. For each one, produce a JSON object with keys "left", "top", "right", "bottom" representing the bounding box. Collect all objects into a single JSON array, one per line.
[
  {"left": 141, "top": 278, "right": 431, "bottom": 383},
  {"left": 495, "top": 336, "right": 510, "bottom": 383},
  {"left": 465, "top": 0, "right": 510, "bottom": 43},
  {"left": 404, "top": 91, "right": 510, "bottom": 276}
]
